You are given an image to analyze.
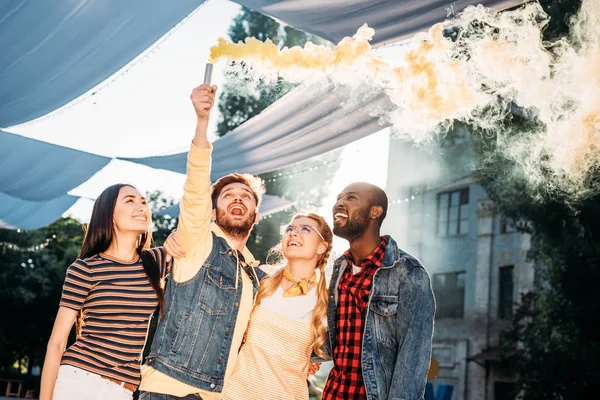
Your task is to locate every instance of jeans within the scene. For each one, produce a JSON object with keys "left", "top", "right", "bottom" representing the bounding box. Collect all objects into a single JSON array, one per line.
[
  {"left": 53, "top": 365, "right": 132, "bottom": 400},
  {"left": 139, "top": 392, "right": 203, "bottom": 400}
]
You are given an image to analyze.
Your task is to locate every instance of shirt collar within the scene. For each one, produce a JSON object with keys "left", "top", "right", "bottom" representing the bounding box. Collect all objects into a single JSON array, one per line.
[
  {"left": 344, "top": 236, "right": 389, "bottom": 269},
  {"left": 211, "top": 223, "right": 259, "bottom": 267}
]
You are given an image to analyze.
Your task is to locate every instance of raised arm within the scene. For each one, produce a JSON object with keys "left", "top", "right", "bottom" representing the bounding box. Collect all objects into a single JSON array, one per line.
[
  {"left": 190, "top": 84, "right": 215, "bottom": 149},
  {"left": 388, "top": 265, "right": 436, "bottom": 400},
  {"left": 174, "top": 84, "right": 217, "bottom": 281}
]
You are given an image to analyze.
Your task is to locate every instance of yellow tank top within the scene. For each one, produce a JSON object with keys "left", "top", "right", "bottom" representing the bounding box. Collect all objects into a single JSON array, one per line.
[{"left": 223, "top": 305, "right": 313, "bottom": 400}]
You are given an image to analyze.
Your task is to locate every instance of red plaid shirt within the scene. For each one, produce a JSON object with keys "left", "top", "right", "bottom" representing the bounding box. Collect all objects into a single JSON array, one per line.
[{"left": 323, "top": 236, "right": 389, "bottom": 400}]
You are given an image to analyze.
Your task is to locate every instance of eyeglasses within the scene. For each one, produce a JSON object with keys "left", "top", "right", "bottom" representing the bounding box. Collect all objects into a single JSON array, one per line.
[{"left": 282, "top": 224, "right": 325, "bottom": 241}]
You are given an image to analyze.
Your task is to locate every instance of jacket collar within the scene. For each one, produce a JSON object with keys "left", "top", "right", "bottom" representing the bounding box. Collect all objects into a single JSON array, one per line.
[
  {"left": 380, "top": 235, "right": 400, "bottom": 269},
  {"left": 211, "top": 222, "right": 259, "bottom": 267},
  {"left": 335, "top": 234, "right": 401, "bottom": 270}
]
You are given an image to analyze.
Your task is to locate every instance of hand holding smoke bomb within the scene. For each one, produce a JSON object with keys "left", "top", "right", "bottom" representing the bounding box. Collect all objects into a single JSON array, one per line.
[{"left": 190, "top": 77, "right": 217, "bottom": 121}]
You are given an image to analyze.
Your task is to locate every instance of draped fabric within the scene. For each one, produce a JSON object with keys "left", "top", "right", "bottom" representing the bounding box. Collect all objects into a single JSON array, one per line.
[
  {"left": 0, "top": 130, "right": 110, "bottom": 201},
  {"left": 236, "top": 0, "right": 524, "bottom": 46},
  {"left": 0, "top": 0, "right": 524, "bottom": 128},
  {"left": 0, "top": 0, "right": 524, "bottom": 229},
  {"left": 121, "top": 82, "right": 390, "bottom": 179},
  {"left": 0, "top": 129, "right": 297, "bottom": 230},
  {"left": 0, "top": 193, "right": 78, "bottom": 230},
  {"left": 0, "top": 0, "right": 204, "bottom": 128}
]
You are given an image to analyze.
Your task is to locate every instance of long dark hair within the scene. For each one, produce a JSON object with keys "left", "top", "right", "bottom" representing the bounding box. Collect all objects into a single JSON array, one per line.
[{"left": 79, "top": 184, "right": 165, "bottom": 317}]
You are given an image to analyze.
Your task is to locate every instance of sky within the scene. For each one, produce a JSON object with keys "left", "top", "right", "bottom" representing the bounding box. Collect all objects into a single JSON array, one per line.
[{"left": 9, "top": 0, "right": 390, "bottom": 237}]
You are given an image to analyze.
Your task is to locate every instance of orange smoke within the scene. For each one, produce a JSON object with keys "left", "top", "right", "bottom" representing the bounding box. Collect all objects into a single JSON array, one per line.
[
  {"left": 208, "top": 0, "right": 600, "bottom": 198},
  {"left": 209, "top": 24, "right": 379, "bottom": 73}
]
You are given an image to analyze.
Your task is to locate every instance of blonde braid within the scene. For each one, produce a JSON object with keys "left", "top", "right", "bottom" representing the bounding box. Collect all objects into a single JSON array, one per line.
[{"left": 310, "top": 241, "right": 332, "bottom": 358}]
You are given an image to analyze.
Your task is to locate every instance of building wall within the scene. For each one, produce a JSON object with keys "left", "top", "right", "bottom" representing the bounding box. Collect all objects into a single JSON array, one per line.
[{"left": 383, "top": 138, "right": 533, "bottom": 400}]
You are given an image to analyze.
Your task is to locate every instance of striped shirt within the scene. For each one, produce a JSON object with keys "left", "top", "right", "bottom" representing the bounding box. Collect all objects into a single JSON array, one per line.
[
  {"left": 59, "top": 247, "right": 169, "bottom": 385},
  {"left": 223, "top": 285, "right": 317, "bottom": 400}
]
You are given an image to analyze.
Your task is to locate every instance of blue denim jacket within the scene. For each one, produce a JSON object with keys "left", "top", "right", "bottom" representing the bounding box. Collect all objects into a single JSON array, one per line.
[
  {"left": 326, "top": 235, "right": 436, "bottom": 400},
  {"left": 145, "top": 232, "right": 264, "bottom": 392}
]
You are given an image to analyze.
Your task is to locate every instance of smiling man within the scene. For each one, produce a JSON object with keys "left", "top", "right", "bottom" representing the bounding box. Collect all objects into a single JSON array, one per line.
[
  {"left": 138, "top": 84, "right": 265, "bottom": 400},
  {"left": 322, "top": 182, "right": 436, "bottom": 400}
]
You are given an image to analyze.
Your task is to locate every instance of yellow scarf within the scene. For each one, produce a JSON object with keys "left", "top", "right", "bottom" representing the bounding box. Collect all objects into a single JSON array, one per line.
[{"left": 282, "top": 269, "right": 316, "bottom": 297}]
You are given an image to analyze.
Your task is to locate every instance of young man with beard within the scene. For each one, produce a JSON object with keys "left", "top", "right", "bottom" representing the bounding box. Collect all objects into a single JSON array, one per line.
[
  {"left": 322, "top": 182, "right": 436, "bottom": 400},
  {"left": 138, "top": 84, "right": 265, "bottom": 400}
]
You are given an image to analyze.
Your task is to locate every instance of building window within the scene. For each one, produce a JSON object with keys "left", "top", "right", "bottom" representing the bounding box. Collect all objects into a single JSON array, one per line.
[
  {"left": 432, "top": 345, "right": 454, "bottom": 367},
  {"left": 433, "top": 271, "right": 466, "bottom": 319},
  {"left": 498, "top": 265, "right": 514, "bottom": 319},
  {"left": 437, "top": 188, "right": 469, "bottom": 236}
]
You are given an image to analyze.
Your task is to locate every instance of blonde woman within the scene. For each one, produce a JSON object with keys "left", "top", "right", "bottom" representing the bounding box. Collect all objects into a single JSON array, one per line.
[
  {"left": 163, "top": 212, "right": 332, "bottom": 399},
  {"left": 222, "top": 212, "right": 332, "bottom": 399}
]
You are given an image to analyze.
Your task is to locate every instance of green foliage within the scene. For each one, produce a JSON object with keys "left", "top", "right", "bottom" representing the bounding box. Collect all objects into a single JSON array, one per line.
[
  {"left": 466, "top": 2, "right": 600, "bottom": 397},
  {"left": 469, "top": 92, "right": 600, "bottom": 400},
  {"left": 147, "top": 190, "right": 178, "bottom": 246},
  {"left": 216, "top": 6, "right": 329, "bottom": 137},
  {"left": 539, "top": 0, "right": 582, "bottom": 41},
  {"left": 0, "top": 217, "right": 83, "bottom": 375}
]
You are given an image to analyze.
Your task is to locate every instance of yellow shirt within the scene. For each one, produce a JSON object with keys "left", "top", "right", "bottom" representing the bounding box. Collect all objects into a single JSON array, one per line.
[{"left": 139, "top": 142, "right": 258, "bottom": 399}]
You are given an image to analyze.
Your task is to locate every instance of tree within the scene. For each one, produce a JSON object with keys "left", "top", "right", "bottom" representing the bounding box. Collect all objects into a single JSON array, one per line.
[
  {"left": 465, "top": 1, "right": 600, "bottom": 397},
  {"left": 147, "top": 190, "right": 178, "bottom": 246},
  {"left": 215, "top": 7, "right": 341, "bottom": 262},
  {"left": 0, "top": 217, "right": 83, "bottom": 377},
  {"left": 216, "top": 7, "right": 327, "bottom": 137}
]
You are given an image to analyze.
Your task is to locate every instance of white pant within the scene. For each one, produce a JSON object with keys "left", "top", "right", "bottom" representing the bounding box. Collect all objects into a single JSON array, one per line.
[{"left": 53, "top": 365, "right": 133, "bottom": 400}]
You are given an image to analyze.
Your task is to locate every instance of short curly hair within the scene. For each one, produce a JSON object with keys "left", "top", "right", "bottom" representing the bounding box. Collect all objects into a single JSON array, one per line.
[{"left": 210, "top": 173, "right": 265, "bottom": 209}]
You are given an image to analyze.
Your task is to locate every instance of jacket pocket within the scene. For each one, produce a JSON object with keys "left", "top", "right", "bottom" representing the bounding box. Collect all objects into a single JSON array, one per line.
[
  {"left": 169, "top": 312, "right": 191, "bottom": 354},
  {"left": 370, "top": 297, "right": 399, "bottom": 349},
  {"left": 198, "top": 266, "right": 236, "bottom": 316},
  {"left": 370, "top": 298, "right": 398, "bottom": 317}
]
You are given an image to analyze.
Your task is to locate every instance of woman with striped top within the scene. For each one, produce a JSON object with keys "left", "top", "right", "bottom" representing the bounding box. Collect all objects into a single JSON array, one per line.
[
  {"left": 40, "top": 184, "right": 170, "bottom": 400},
  {"left": 222, "top": 212, "right": 333, "bottom": 400}
]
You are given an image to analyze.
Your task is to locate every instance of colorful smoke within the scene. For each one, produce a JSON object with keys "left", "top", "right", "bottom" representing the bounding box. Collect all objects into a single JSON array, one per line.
[{"left": 209, "top": 0, "right": 600, "bottom": 200}]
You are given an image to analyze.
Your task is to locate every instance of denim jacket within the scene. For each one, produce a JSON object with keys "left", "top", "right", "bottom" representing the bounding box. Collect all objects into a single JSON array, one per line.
[
  {"left": 326, "top": 235, "right": 436, "bottom": 400},
  {"left": 145, "top": 232, "right": 265, "bottom": 392}
]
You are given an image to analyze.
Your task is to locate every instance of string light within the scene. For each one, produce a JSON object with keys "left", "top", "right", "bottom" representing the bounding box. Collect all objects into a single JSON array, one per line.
[
  {"left": 0, "top": 235, "right": 56, "bottom": 253},
  {"left": 260, "top": 207, "right": 293, "bottom": 220},
  {"left": 388, "top": 191, "right": 425, "bottom": 206},
  {"left": 264, "top": 159, "right": 339, "bottom": 183},
  {"left": 387, "top": 174, "right": 471, "bottom": 207}
]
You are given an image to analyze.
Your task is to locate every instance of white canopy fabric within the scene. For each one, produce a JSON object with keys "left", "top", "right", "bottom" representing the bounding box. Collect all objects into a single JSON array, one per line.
[
  {"left": 0, "top": 0, "right": 525, "bottom": 230},
  {"left": 0, "top": 130, "right": 110, "bottom": 201},
  {"left": 0, "top": 129, "right": 300, "bottom": 230},
  {"left": 121, "top": 82, "right": 390, "bottom": 178},
  {"left": 0, "top": 0, "right": 525, "bottom": 128},
  {"left": 237, "top": 0, "right": 524, "bottom": 46},
  {"left": 0, "top": 0, "right": 203, "bottom": 128},
  {"left": 0, "top": 192, "right": 78, "bottom": 230}
]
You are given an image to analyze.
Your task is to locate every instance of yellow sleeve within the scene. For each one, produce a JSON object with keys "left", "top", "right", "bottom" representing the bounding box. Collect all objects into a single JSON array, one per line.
[{"left": 172, "top": 142, "right": 214, "bottom": 282}]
